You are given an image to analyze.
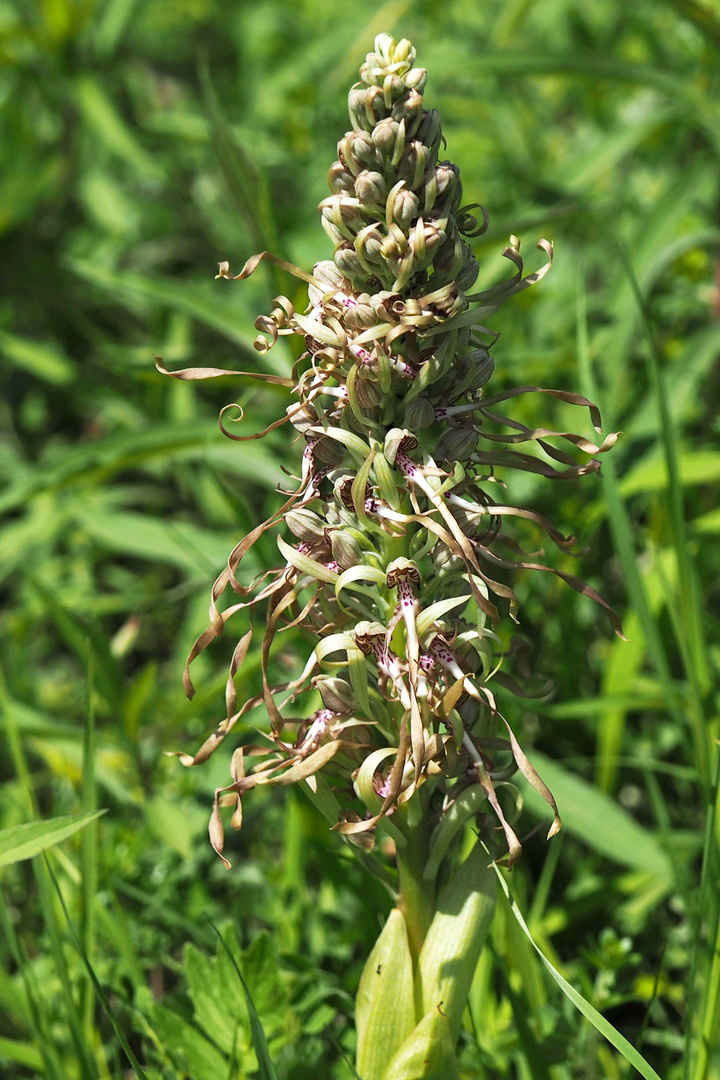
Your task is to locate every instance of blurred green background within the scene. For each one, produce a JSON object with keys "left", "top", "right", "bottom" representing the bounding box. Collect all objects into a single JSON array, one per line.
[{"left": 1, "top": 0, "right": 719, "bottom": 1077}]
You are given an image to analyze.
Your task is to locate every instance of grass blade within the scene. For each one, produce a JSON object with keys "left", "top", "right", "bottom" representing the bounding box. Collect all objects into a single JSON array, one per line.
[
  {"left": 207, "top": 919, "right": 278, "bottom": 1080},
  {"left": 0, "top": 811, "right": 107, "bottom": 868},
  {"left": 490, "top": 854, "right": 663, "bottom": 1080},
  {"left": 45, "top": 858, "right": 151, "bottom": 1080}
]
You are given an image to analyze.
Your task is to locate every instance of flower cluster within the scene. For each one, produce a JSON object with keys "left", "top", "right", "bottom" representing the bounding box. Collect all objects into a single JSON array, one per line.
[{"left": 160, "top": 34, "right": 621, "bottom": 870}]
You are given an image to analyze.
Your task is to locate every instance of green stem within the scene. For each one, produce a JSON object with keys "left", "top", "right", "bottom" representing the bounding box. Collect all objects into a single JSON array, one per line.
[{"left": 395, "top": 812, "right": 435, "bottom": 965}]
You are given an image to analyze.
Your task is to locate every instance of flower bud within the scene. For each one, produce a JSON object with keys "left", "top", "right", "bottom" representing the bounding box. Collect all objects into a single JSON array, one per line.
[
  {"left": 390, "top": 186, "right": 419, "bottom": 232},
  {"left": 465, "top": 347, "right": 495, "bottom": 389},
  {"left": 328, "top": 160, "right": 356, "bottom": 194},
  {"left": 435, "top": 161, "right": 462, "bottom": 205},
  {"left": 340, "top": 129, "right": 377, "bottom": 174},
  {"left": 456, "top": 251, "right": 480, "bottom": 291},
  {"left": 286, "top": 508, "right": 326, "bottom": 544},
  {"left": 334, "top": 244, "right": 366, "bottom": 283},
  {"left": 434, "top": 424, "right": 478, "bottom": 462},
  {"left": 313, "top": 675, "right": 356, "bottom": 712},
  {"left": 392, "top": 38, "right": 415, "bottom": 66},
  {"left": 372, "top": 118, "right": 405, "bottom": 164},
  {"left": 312, "top": 260, "right": 345, "bottom": 291},
  {"left": 382, "top": 73, "right": 406, "bottom": 108},
  {"left": 405, "top": 66, "right": 427, "bottom": 92},
  {"left": 403, "top": 396, "right": 436, "bottom": 431},
  {"left": 392, "top": 88, "right": 423, "bottom": 127},
  {"left": 354, "top": 169, "right": 388, "bottom": 206},
  {"left": 415, "top": 109, "right": 441, "bottom": 154},
  {"left": 354, "top": 376, "right": 383, "bottom": 408},
  {"left": 398, "top": 141, "right": 428, "bottom": 191},
  {"left": 330, "top": 529, "right": 363, "bottom": 569},
  {"left": 348, "top": 86, "right": 370, "bottom": 130},
  {"left": 320, "top": 195, "right": 365, "bottom": 235},
  {"left": 344, "top": 297, "right": 376, "bottom": 329},
  {"left": 434, "top": 544, "right": 462, "bottom": 573},
  {"left": 314, "top": 435, "right": 346, "bottom": 465}
]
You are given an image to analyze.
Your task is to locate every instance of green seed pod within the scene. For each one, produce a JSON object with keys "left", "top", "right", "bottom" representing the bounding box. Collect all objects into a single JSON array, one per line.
[
  {"left": 330, "top": 529, "right": 364, "bottom": 569},
  {"left": 435, "top": 425, "right": 479, "bottom": 462},
  {"left": 286, "top": 507, "right": 327, "bottom": 544}
]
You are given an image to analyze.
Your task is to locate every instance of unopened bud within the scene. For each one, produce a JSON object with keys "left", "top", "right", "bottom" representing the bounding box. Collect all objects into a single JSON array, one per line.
[
  {"left": 355, "top": 169, "right": 388, "bottom": 205},
  {"left": 314, "top": 435, "right": 346, "bottom": 465},
  {"left": 435, "top": 424, "right": 478, "bottom": 462},
  {"left": 328, "top": 160, "right": 356, "bottom": 195},
  {"left": 403, "top": 396, "right": 436, "bottom": 431},
  {"left": 334, "top": 244, "right": 366, "bottom": 283},
  {"left": 340, "top": 129, "right": 377, "bottom": 174},
  {"left": 456, "top": 251, "right": 480, "bottom": 291},
  {"left": 372, "top": 118, "right": 405, "bottom": 163},
  {"left": 435, "top": 162, "right": 462, "bottom": 205},
  {"left": 405, "top": 66, "right": 427, "bottom": 92},
  {"left": 286, "top": 508, "right": 326, "bottom": 544},
  {"left": 398, "top": 141, "right": 428, "bottom": 191},
  {"left": 390, "top": 187, "right": 419, "bottom": 231},
  {"left": 354, "top": 376, "right": 382, "bottom": 408},
  {"left": 330, "top": 529, "right": 363, "bottom": 569},
  {"left": 313, "top": 675, "right": 356, "bottom": 713},
  {"left": 434, "top": 544, "right": 462, "bottom": 573},
  {"left": 392, "top": 88, "right": 423, "bottom": 126},
  {"left": 466, "top": 347, "right": 495, "bottom": 388},
  {"left": 348, "top": 87, "right": 370, "bottom": 130}
]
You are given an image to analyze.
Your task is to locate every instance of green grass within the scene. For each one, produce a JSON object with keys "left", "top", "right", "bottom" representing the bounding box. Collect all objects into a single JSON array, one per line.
[{"left": 1, "top": 0, "right": 719, "bottom": 1076}]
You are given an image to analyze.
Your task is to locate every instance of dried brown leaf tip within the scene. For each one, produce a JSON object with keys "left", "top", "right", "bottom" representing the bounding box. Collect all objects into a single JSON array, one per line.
[{"left": 162, "top": 34, "right": 622, "bottom": 869}]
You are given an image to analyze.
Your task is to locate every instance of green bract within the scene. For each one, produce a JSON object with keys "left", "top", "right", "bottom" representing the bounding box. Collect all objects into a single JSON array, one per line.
[{"left": 162, "top": 33, "right": 622, "bottom": 872}]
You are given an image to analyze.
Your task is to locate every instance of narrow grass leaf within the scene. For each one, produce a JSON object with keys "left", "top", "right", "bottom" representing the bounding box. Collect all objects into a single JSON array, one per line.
[
  {"left": 45, "top": 859, "right": 151, "bottom": 1080},
  {"left": 491, "top": 857, "right": 663, "bottom": 1080},
  {"left": 207, "top": 919, "right": 278, "bottom": 1080},
  {"left": 0, "top": 811, "right": 107, "bottom": 868}
]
